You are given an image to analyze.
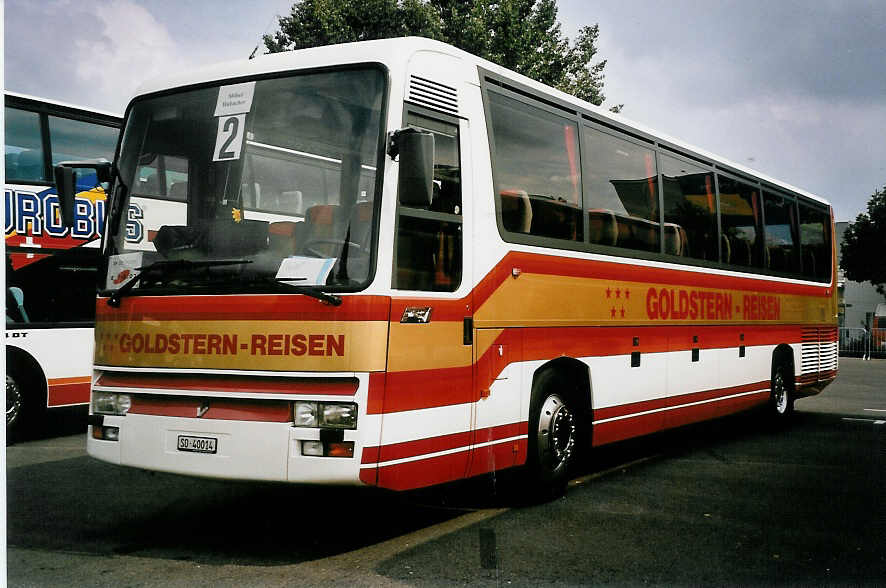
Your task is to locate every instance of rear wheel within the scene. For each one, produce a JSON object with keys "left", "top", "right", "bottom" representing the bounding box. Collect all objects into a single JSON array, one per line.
[{"left": 769, "top": 361, "right": 794, "bottom": 422}]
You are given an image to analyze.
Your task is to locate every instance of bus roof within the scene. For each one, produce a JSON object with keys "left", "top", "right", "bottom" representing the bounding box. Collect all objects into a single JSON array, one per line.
[
  {"left": 129, "top": 36, "right": 830, "bottom": 208},
  {"left": 4, "top": 90, "right": 122, "bottom": 121}
]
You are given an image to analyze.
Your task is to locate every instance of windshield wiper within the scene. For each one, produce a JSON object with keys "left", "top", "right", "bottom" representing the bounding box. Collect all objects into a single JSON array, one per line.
[
  {"left": 246, "top": 276, "right": 343, "bottom": 306},
  {"left": 106, "top": 259, "right": 252, "bottom": 307}
]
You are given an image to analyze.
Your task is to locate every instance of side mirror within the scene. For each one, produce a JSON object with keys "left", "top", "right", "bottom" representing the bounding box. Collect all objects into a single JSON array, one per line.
[
  {"left": 53, "top": 160, "right": 113, "bottom": 228},
  {"left": 390, "top": 128, "right": 435, "bottom": 208}
]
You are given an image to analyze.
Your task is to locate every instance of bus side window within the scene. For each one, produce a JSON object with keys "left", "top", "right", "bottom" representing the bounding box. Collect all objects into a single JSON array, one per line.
[
  {"left": 4, "top": 107, "right": 45, "bottom": 181},
  {"left": 393, "top": 113, "right": 462, "bottom": 292}
]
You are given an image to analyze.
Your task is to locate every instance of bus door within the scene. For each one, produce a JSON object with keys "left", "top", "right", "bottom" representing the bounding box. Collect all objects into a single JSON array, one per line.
[{"left": 378, "top": 110, "right": 473, "bottom": 490}]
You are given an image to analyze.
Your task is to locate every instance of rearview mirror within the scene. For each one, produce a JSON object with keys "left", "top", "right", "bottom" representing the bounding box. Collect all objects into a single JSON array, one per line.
[
  {"left": 390, "top": 128, "right": 435, "bottom": 208},
  {"left": 53, "top": 160, "right": 113, "bottom": 228}
]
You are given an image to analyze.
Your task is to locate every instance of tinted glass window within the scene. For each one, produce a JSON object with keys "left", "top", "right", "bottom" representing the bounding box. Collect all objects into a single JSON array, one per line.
[
  {"left": 489, "top": 92, "right": 583, "bottom": 242},
  {"left": 798, "top": 202, "right": 831, "bottom": 282},
  {"left": 583, "top": 127, "right": 659, "bottom": 253},
  {"left": 134, "top": 154, "right": 190, "bottom": 201},
  {"left": 660, "top": 154, "right": 716, "bottom": 261},
  {"left": 6, "top": 247, "right": 99, "bottom": 325},
  {"left": 763, "top": 191, "right": 799, "bottom": 273},
  {"left": 48, "top": 116, "right": 118, "bottom": 164},
  {"left": 718, "top": 176, "right": 764, "bottom": 268},
  {"left": 394, "top": 113, "right": 462, "bottom": 291},
  {"left": 4, "top": 107, "right": 45, "bottom": 181}
]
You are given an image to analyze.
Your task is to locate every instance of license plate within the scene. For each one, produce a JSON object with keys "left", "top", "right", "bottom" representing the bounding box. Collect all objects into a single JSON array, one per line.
[{"left": 177, "top": 435, "right": 217, "bottom": 454}]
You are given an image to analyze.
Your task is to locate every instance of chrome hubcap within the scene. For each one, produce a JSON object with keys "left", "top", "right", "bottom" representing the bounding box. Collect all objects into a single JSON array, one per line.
[
  {"left": 7, "top": 374, "right": 22, "bottom": 426},
  {"left": 773, "top": 371, "right": 788, "bottom": 414},
  {"left": 537, "top": 394, "right": 576, "bottom": 470}
]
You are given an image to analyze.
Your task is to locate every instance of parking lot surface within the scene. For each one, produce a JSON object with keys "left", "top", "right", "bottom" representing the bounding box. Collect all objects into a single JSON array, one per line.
[{"left": 7, "top": 358, "right": 885, "bottom": 586}]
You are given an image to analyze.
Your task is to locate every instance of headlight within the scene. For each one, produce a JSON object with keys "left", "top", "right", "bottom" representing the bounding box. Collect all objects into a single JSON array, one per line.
[
  {"left": 293, "top": 401, "right": 357, "bottom": 429},
  {"left": 92, "top": 392, "right": 131, "bottom": 416},
  {"left": 92, "top": 392, "right": 117, "bottom": 414},
  {"left": 294, "top": 401, "right": 318, "bottom": 427},
  {"left": 320, "top": 403, "right": 357, "bottom": 429}
]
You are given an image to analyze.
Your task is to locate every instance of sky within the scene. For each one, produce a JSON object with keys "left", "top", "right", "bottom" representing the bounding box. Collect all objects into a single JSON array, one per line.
[{"left": 5, "top": 0, "right": 886, "bottom": 221}]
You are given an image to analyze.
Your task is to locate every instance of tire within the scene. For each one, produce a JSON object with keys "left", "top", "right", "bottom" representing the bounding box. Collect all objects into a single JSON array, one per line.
[
  {"left": 6, "top": 361, "right": 44, "bottom": 445},
  {"left": 769, "top": 361, "right": 794, "bottom": 422},
  {"left": 7, "top": 372, "right": 24, "bottom": 443},
  {"left": 524, "top": 372, "right": 581, "bottom": 499}
]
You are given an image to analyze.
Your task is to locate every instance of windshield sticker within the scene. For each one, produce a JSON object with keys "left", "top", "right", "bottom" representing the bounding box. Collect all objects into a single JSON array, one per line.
[
  {"left": 213, "top": 82, "right": 255, "bottom": 116},
  {"left": 106, "top": 252, "right": 144, "bottom": 291},
  {"left": 276, "top": 256, "right": 336, "bottom": 286},
  {"left": 212, "top": 114, "right": 246, "bottom": 161}
]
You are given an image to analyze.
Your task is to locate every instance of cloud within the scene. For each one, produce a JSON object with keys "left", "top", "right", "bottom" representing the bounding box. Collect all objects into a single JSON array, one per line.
[
  {"left": 558, "top": 0, "right": 886, "bottom": 220},
  {"left": 70, "top": 0, "right": 185, "bottom": 111}
]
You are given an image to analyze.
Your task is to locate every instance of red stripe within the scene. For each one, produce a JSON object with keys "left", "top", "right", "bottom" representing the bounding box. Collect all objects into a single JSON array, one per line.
[
  {"left": 379, "top": 324, "right": 822, "bottom": 414},
  {"left": 95, "top": 294, "right": 391, "bottom": 322},
  {"left": 366, "top": 372, "right": 386, "bottom": 414},
  {"left": 476, "top": 252, "right": 833, "bottom": 310},
  {"left": 594, "top": 381, "right": 770, "bottom": 421},
  {"left": 468, "top": 438, "right": 528, "bottom": 477},
  {"left": 363, "top": 430, "right": 473, "bottom": 464},
  {"left": 593, "top": 390, "right": 769, "bottom": 446},
  {"left": 97, "top": 373, "right": 358, "bottom": 396},
  {"left": 47, "top": 381, "right": 91, "bottom": 407},
  {"left": 129, "top": 396, "right": 291, "bottom": 422},
  {"left": 376, "top": 451, "right": 469, "bottom": 491},
  {"left": 360, "top": 422, "right": 526, "bottom": 465},
  {"left": 390, "top": 297, "right": 473, "bottom": 322},
  {"left": 375, "top": 365, "right": 472, "bottom": 414}
]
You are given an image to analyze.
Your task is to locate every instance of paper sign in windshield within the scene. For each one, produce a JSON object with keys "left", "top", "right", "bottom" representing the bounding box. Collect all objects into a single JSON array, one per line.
[
  {"left": 213, "top": 114, "right": 247, "bottom": 161},
  {"left": 214, "top": 82, "right": 255, "bottom": 116},
  {"left": 276, "top": 256, "right": 336, "bottom": 286},
  {"left": 106, "top": 252, "right": 144, "bottom": 291}
]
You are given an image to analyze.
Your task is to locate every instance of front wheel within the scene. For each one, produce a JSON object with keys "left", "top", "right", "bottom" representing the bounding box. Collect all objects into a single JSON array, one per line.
[
  {"left": 525, "top": 376, "right": 580, "bottom": 499},
  {"left": 7, "top": 373, "right": 23, "bottom": 435}
]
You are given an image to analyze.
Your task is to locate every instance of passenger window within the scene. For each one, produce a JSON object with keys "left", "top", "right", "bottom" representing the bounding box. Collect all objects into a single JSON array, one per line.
[
  {"left": 489, "top": 92, "right": 583, "bottom": 242},
  {"left": 660, "top": 154, "right": 717, "bottom": 261},
  {"left": 763, "top": 192, "right": 799, "bottom": 273},
  {"left": 583, "top": 127, "right": 659, "bottom": 253},
  {"left": 4, "top": 107, "right": 45, "bottom": 181},
  {"left": 718, "top": 176, "right": 764, "bottom": 268},
  {"left": 48, "top": 115, "right": 118, "bottom": 164},
  {"left": 393, "top": 113, "right": 462, "bottom": 291},
  {"left": 798, "top": 202, "right": 831, "bottom": 282}
]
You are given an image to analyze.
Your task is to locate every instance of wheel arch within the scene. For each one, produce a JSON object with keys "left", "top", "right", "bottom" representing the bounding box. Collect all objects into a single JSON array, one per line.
[
  {"left": 772, "top": 343, "right": 796, "bottom": 390},
  {"left": 530, "top": 356, "right": 592, "bottom": 417},
  {"left": 6, "top": 344, "right": 48, "bottom": 407}
]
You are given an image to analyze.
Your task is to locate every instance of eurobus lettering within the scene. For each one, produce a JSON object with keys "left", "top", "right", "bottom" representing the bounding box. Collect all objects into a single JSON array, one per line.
[
  {"left": 63, "top": 38, "right": 836, "bottom": 497},
  {"left": 4, "top": 188, "right": 106, "bottom": 240}
]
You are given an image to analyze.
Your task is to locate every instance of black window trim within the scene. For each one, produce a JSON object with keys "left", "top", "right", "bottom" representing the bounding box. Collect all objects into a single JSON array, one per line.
[
  {"left": 479, "top": 68, "right": 833, "bottom": 284},
  {"left": 5, "top": 94, "right": 121, "bottom": 186},
  {"left": 392, "top": 104, "right": 465, "bottom": 293}
]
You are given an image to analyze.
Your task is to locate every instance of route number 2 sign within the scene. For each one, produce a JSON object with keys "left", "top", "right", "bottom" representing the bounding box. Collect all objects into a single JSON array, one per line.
[{"left": 212, "top": 82, "right": 255, "bottom": 162}]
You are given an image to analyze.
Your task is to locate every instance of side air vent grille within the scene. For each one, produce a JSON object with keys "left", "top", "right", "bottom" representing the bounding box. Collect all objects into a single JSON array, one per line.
[
  {"left": 801, "top": 327, "right": 838, "bottom": 375},
  {"left": 407, "top": 75, "right": 458, "bottom": 116}
]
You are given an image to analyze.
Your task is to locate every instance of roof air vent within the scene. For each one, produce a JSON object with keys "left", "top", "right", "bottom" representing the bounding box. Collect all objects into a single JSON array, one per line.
[{"left": 407, "top": 75, "right": 458, "bottom": 116}]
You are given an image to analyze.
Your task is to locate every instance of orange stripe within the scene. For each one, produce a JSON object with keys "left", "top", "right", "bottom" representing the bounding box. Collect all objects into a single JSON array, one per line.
[{"left": 48, "top": 376, "right": 92, "bottom": 386}]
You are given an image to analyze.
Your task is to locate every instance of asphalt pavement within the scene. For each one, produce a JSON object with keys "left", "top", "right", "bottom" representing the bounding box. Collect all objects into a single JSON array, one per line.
[{"left": 6, "top": 358, "right": 885, "bottom": 586}]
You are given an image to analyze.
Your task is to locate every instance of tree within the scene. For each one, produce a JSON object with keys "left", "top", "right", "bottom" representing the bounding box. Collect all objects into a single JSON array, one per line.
[
  {"left": 263, "top": 0, "right": 621, "bottom": 111},
  {"left": 841, "top": 184, "right": 886, "bottom": 295}
]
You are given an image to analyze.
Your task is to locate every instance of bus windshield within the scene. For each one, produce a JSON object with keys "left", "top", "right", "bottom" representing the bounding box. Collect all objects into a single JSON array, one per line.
[{"left": 106, "top": 67, "right": 386, "bottom": 296}]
